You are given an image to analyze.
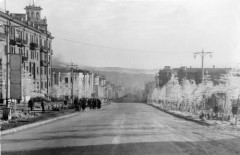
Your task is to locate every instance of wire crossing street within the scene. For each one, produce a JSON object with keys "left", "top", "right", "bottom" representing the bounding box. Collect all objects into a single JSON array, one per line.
[{"left": 2, "top": 103, "right": 240, "bottom": 155}]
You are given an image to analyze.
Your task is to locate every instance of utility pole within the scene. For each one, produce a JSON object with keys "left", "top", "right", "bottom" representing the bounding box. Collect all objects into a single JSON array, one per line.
[
  {"left": 194, "top": 49, "right": 213, "bottom": 113},
  {"left": 66, "top": 63, "right": 78, "bottom": 105},
  {"left": 5, "top": 21, "right": 10, "bottom": 107},
  {"left": 194, "top": 49, "right": 213, "bottom": 83},
  {"left": 236, "top": 95, "right": 239, "bottom": 126}
]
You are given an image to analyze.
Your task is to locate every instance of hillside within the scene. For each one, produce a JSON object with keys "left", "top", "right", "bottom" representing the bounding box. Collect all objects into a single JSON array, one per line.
[{"left": 52, "top": 58, "right": 155, "bottom": 90}]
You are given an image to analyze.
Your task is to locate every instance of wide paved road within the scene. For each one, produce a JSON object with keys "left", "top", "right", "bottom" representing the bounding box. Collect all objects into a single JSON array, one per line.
[{"left": 1, "top": 103, "right": 240, "bottom": 155}]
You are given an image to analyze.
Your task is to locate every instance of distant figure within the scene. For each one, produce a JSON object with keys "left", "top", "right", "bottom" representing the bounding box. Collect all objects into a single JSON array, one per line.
[
  {"left": 41, "top": 100, "right": 45, "bottom": 113},
  {"left": 88, "top": 98, "right": 92, "bottom": 110},
  {"left": 81, "top": 98, "right": 86, "bottom": 111},
  {"left": 93, "top": 98, "right": 96, "bottom": 109},
  {"left": 74, "top": 98, "right": 78, "bottom": 111},
  {"left": 64, "top": 100, "right": 68, "bottom": 105},
  {"left": 97, "top": 99, "right": 102, "bottom": 109},
  {"left": 28, "top": 99, "right": 34, "bottom": 111}
]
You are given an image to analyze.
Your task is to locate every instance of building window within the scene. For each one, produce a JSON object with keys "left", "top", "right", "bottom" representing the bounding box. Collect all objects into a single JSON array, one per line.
[
  {"left": 29, "top": 62, "right": 31, "bottom": 72},
  {"left": 37, "top": 82, "right": 39, "bottom": 89},
  {"left": 25, "top": 33, "right": 28, "bottom": 41},
  {"left": 65, "top": 78, "right": 68, "bottom": 84},
  {"left": 37, "top": 67, "right": 39, "bottom": 75},
  {"left": 40, "top": 67, "right": 43, "bottom": 75},
  {"left": 44, "top": 67, "right": 47, "bottom": 75},
  {"left": 36, "top": 12, "right": 40, "bottom": 20},
  {"left": 36, "top": 37, "right": 38, "bottom": 44},
  {"left": 36, "top": 52, "right": 38, "bottom": 60},
  {"left": 40, "top": 39, "right": 42, "bottom": 46},
  {"left": 45, "top": 82, "right": 47, "bottom": 89},
  {"left": 31, "top": 11, "right": 34, "bottom": 18},
  {"left": 49, "top": 42, "right": 51, "bottom": 50}
]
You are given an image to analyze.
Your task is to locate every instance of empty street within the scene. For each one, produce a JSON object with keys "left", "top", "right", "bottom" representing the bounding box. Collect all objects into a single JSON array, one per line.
[{"left": 2, "top": 103, "right": 240, "bottom": 155}]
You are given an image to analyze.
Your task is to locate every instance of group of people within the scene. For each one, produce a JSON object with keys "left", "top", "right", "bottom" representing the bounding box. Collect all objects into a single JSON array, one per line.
[
  {"left": 28, "top": 99, "right": 46, "bottom": 112},
  {"left": 74, "top": 98, "right": 102, "bottom": 111}
]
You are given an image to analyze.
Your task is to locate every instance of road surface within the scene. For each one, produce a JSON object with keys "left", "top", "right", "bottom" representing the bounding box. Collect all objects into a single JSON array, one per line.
[{"left": 1, "top": 103, "right": 240, "bottom": 155}]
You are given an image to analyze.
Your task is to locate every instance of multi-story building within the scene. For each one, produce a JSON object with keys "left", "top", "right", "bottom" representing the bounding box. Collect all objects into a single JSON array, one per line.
[
  {"left": 52, "top": 68, "right": 94, "bottom": 100},
  {"left": 156, "top": 66, "right": 231, "bottom": 88},
  {"left": 0, "top": 4, "right": 53, "bottom": 103}
]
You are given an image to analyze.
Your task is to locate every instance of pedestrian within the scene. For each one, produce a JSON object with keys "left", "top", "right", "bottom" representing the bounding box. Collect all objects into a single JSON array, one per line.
[
  {"left": 41, "top": 100, "right": 45, "bottom": 113},
  {"left": 82, "top": 98, "right": 86, "bottom": 111},
  {"left": 64, "top": 100, "right": 67, "bottom": 105},
  {"left": 79, "top": 98, "right": 82, "bottom": 111},
  {"left": 97, "top": 99, "right": 102, "bottom": 109},
  {"left": 87, "top": 98, "right": 92, "bottom": 110},
  {"left": 28, "top": 99, "right": 34, "bottom": 111},
  {"left": 74, "top": 98, "right": 78, "bottom": 111}
]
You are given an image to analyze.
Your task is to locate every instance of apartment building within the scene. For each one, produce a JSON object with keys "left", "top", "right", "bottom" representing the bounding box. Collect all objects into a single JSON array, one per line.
[{"left": 0, "top": 4, "right": 53, "bottom": 103}]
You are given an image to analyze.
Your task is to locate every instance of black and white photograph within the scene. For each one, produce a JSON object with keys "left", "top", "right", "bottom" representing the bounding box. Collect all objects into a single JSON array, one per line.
[{"left": 0, "top": 0, "right": 240, "bottom": 154}]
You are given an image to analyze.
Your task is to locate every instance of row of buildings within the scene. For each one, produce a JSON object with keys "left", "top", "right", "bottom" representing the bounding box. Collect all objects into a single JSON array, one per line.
[
  {"left": 0, "top": 4, "right": 123, "bottom": 104},
  {"left": 155, "top": 66, "right": 231, "bottom": 88},
  {"left": 51, "top": 67, "right": 124, "bottom": 101}
]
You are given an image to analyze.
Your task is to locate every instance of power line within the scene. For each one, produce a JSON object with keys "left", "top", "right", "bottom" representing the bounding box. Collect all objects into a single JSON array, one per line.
[{"left": 55, "top": 37, "right": 191, "bottom": 55}]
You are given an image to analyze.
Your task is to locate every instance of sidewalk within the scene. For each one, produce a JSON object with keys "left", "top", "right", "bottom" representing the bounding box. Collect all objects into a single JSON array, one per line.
[
  {"left": 148, "top": 103, "right": 240, "bottom": 136},
  {"left": 148, "top": 103, "right": 211, "bottom": 126},
  {"left": 1, "top": 102, "right": 111, "bottom": 135}
]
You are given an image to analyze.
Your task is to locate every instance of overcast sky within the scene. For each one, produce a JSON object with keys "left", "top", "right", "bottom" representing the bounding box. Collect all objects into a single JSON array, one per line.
[{"left": 3, "top": 0, "right": 240, "bottom": 69}]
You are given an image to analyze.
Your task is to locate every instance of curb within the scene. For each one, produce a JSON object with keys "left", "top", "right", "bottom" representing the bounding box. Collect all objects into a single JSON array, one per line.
[
  {"left": 1, "top": 112, "right": 79, "bottom": 136},
  {"left": 148, "top": 104, "right": 211, "bottom": 126},
  {"left": 1, "top": 102, "right": 112, "bottom": 136}
]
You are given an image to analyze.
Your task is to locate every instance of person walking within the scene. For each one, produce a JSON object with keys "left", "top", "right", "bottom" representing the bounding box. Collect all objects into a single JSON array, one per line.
[
  {"left": 82, "top": 98, "right": 86, "bottom": 111},
  {"left": 28, "top": 99, "right": 34, "bottom": 111},
  {"left": 41, "top": 100, "right": 45, "bottom": 113},
  {"left": 79, "top": 98, "right": 82, "bottom": 111},
  {"left": 97, "top": 99, "right": 102, "bottom": 109},
  {"left": 74, "top": 98, "right": 79, "bottom": 111}
]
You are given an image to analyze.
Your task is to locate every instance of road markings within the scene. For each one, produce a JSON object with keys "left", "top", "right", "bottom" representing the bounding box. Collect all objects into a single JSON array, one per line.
[{"left": 112, "top": 114, "right": 125, "bottom": 144}]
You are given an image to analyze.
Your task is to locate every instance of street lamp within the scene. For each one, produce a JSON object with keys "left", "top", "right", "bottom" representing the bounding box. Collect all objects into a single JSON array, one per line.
[
  {"left": 194, "top": 49, "right": 213, "bottom": 113},
  {"left": 194, "top": 49, "right": 213, "bottom": 83},
  {"left": 66, "top": 63, "right": 78, "bottom": 105}
]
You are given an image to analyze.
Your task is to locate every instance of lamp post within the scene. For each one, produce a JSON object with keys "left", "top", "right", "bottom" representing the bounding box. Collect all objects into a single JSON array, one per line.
[
  {"left": 194, "top": 49, "right": 213, "bottom": 113},
  {"left": 66, "top": 63, "right": 78, "bottom": 105},
  {"left": 194, "top": 49, "right": 213, "bottom": 83}
]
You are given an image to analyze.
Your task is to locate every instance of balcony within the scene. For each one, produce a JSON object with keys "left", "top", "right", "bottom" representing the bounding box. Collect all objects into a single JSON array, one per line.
[
  {"left": 29, "top": 42, "right": 38, "bottom": 50},
  {"left": 22, "top": 56, "right": 28, "bottom": 62},
  {"left": 40, "top": 46, "right": 48, "bottom": 53},
  {"left": 40, "top": 60, "right": 48, "bottom": 67},
  {"left": 15, "top": 38, "right": 22, "bottom": 43},
  {"left": 23, "top": 39, "right": 28, "bottom": 45},
  {"left": 0, "top": 32, "right": 6, "bottom": 41}
]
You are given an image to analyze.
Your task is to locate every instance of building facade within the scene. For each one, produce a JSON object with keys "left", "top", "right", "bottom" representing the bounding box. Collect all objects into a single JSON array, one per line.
[
  {"left": 156, "top": 66, "right": 231, "bottom": 88},
  {"left": 0, "top": 4, "right": 53, "bottom": 103}
]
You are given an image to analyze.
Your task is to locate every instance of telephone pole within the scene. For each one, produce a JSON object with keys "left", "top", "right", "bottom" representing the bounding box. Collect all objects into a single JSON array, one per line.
[
  {"left": 66, "top": 63, "right": 78, "bottom": 105},
  {"left": 194, "top": 49, "right": 213, "bottom": 83}
]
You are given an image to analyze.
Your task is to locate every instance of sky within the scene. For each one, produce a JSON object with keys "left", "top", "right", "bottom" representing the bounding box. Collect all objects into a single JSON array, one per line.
[{"left": 2, "top": 0, "right": 240, "bottom": 69}]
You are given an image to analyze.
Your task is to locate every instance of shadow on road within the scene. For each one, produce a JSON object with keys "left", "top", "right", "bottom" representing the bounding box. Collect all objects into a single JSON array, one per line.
[{"left": 2, "top": 137, "right": 240, "bottom": 155}]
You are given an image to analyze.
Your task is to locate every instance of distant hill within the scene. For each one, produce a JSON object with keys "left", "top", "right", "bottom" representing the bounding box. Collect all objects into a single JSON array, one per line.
[
  {"left": 52, "top": 58, "right": 156, "bottom": 90},
  {"left": 90, "top": 70, "right": 155, "bottom": 90}
]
